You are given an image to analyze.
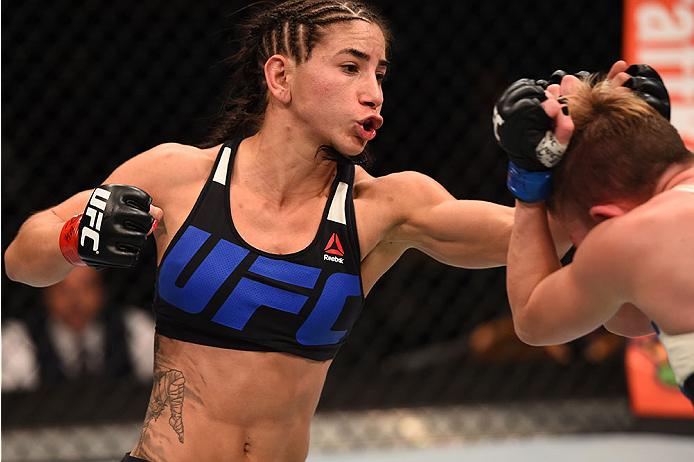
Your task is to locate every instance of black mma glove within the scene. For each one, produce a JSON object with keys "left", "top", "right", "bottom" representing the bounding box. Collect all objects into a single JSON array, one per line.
[
  {"left": 623, "top": 64, "right": 670, "bottom": 121},
  {"left": 60, "top": 184, "right": 155, "bottom": 269},
  {"left": 493, "top": 78, "right": 567, "bottom": 202},
  {"left": 536, "top": 69, "right": 590, "bottom": 89}
]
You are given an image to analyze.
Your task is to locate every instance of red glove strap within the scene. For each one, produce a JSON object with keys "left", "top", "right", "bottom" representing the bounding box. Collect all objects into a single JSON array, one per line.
[{"left": 59, "top": 214, "right": 86, "bottom": 266}]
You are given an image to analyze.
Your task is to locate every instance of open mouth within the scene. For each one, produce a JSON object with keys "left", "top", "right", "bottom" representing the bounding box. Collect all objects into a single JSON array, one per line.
[
  {"left": 358, "top": 116, "right": 383, "bottom": 141},
  {"left": 360, "top": 116, "right": 383, "bottom": 132}
]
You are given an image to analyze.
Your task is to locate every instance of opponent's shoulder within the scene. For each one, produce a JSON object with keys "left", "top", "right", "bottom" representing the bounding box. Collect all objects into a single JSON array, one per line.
[
  {"left": 572, "top": 196, "right": 691, "bottom": 284},
  {"left": 621, "top": 189, "right": 694, "bottom": 244}
]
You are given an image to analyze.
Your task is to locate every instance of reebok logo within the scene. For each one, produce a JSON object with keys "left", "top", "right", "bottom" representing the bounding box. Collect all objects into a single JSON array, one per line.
[{"left": 324, "top": 233, "right": 344, "bottom": 264}]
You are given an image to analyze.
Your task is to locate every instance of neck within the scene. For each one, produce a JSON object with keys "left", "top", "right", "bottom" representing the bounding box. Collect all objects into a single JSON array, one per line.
[
  {"left": 233, "top": 129, "right": 337, "bottom": 206},
  {"left": 655, "top": 160, "right": 694, "bottom": 194}
]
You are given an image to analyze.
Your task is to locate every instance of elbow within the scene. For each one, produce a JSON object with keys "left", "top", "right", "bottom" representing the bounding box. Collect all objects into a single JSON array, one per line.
[
  {"left": 603, "top": 321, "right": 653, "bottom": 338},
  {"left": 3, "top": 245, "right": 54, "bottom": 287},
  {"left": 511, "top": 309, "right": 550, "bottom": 346},
  {"left": 4, "top": 247, "right": 21, "bottom": 282},
  {"left": 514, "top": 325, "right": 544, "bottom": 346}
]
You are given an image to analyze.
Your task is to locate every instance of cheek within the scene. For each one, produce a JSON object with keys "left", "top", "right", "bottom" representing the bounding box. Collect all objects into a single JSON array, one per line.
[{"left": 305, "top": 72, "right": 350, "bottom": 106}]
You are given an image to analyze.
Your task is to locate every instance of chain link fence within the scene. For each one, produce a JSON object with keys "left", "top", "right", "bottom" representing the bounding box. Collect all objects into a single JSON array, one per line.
[{"left": 3, "top": 0, "right": 646, "bottom": 460}]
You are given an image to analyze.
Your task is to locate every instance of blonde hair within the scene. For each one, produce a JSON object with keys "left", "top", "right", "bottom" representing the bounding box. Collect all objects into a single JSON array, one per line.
[{"left": 548, "top": 77, "right": 692, "bottom": 224}]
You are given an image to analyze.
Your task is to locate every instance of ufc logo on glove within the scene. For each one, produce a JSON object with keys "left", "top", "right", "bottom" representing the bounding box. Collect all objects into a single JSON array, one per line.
[{"left": 81, "top": 187, "right": 111, "bottom": 253}]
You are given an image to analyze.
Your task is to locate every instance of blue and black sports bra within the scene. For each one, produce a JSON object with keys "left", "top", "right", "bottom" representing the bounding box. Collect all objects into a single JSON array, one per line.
[{"left": 152, "top": 139, "right": 365, "bottom": 361}]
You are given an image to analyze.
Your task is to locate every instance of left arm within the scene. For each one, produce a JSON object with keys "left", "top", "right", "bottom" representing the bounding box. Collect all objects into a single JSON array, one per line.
[
  {"left": 383, "top": 172, "right": 569, "bottom": 269},
  {"left": 507, "top": 200, "right": 633, "bottom": 345},
  {"left": 602, "top": 304, "right": 654, "bottom": 337}
]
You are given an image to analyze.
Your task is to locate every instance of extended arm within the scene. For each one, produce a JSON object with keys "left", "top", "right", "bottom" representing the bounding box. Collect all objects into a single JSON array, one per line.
[{"left": 381, "top": 171, "right": 570, "bottom": 269}]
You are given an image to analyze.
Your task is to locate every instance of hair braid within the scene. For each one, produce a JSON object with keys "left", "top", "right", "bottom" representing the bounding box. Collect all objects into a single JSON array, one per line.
[{"left": 204, "top": 0, "right": 391, "bottom": 162}]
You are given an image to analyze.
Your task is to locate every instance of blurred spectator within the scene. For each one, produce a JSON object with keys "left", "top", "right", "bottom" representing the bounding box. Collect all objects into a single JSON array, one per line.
[
  {"left": 2, "top": 266, "right": 154, "bottom": 391},
  {"left": 468, "top": 315, "right": 625, "bottom": 365}
]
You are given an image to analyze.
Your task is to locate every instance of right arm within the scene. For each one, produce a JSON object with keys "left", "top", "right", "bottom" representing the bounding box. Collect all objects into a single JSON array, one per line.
[
  {"left": 4, "top": 190, "right": 93, "bottom": 286},
  {"left": 3, "top": 142, "right": 203, "bottom": 287}
]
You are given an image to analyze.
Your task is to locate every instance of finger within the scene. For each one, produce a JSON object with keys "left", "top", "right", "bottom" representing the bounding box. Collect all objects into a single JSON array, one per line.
[
  {"left": 610, "top": 72, "right": 631, "bottom": 89},
  {"left": 540, "top": 97, "right": 562, "bottom": 118},
  {"left": 540, "top": 98, "right": 574, "bottom": 145},
  {"left": 560, "top": 75, "right": 581, "bottom": 96},
  {"left": 607, "top": 60, "right": 628, "bottom": 80},
  {"left": 148, "top": 205, "right": 164, "bottom": 235},
  {"left": 545, "top": 84, "right": 561, "bottom": 98},
  {"left": 553, "top": 106, "right": 574, "bottom": 145}
]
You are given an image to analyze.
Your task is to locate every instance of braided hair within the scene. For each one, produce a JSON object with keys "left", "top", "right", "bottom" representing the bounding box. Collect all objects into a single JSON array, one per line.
[{"left": 205, "top": 0, "right": 391, "bottom": 166}]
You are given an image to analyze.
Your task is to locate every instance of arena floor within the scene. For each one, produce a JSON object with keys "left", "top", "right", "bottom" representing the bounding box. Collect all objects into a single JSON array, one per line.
[{"left": 3, "top": 398, "right": 693, "bottom": 462}]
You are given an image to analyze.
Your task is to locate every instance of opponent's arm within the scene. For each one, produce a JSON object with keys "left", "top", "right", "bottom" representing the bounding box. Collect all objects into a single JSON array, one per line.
[
  {"left": 497, "top": 66, "right": 667, "bottom": 343},
  {"left": 496, "top": 76, "right": 623, "bottom": 344},
  {"left": 602, "top": 304, "right": 654, "bottom": 337},
  {"left": 507, "top": 202, "right": 628, "bottom": 345}
]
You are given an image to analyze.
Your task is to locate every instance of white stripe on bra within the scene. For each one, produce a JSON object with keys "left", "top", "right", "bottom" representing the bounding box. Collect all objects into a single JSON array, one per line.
[{"left": 673, "top": 184, "right": 694, "bottom": 194}]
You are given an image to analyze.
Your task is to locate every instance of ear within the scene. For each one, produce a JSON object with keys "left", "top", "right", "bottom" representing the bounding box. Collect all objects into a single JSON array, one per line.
[
  {"left": 589, "top": 203, "right": 629, "bottom": 223},
  {"left": 264, "top": 54, "right": 292, "bottom": 104}
]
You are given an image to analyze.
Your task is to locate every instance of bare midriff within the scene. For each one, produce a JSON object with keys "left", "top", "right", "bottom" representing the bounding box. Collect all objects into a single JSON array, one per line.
[{"left": 131, "top": 334, "right": 331, "bottom": 462}]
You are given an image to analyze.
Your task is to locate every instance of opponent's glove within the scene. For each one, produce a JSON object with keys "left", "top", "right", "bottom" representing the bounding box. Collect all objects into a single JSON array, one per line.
[
  {"left": 59, "top": 184, "right": 155, "bottom": 269},
  {"left": 493, "top": 78, "right": 567, "bottom": 202},
  {"left": 536, "top": 69, "right": 590, "bottom": 89},
  {"left": 623, "top": 64, "right": 670, "bottom": 121}
]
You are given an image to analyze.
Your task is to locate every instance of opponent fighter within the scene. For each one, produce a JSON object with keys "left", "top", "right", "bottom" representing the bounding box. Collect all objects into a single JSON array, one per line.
[
  {"left": 494, "top": 62, "right": 694, "bottom": 404},
  {"left": 5, "top": 1, "right": 571, "bottom": 461}
]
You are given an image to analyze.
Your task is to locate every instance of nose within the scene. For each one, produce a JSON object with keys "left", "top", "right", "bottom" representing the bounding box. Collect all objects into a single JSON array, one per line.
[{"left": 359, "top": 75, "right": 383, "bottom": 109}]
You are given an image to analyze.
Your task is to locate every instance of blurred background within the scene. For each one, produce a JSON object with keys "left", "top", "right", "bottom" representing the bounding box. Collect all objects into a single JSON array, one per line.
[{"left": 2, "top": 0, "right": 693, "bottom": 461}]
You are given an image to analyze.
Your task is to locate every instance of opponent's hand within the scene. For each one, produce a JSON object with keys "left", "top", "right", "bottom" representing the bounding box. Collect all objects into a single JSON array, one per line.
[
  {"left": 493, "top": 78, "right": 568, "bottom": 173},
  {"left": 536, "top": 69, "right": 590, "bottom": 89},
  {"left": 623, "top": 64, "right": 671, "bottom": 120},
  {"left": 59, "top": 184, "right": 158, "bottom": 269}
]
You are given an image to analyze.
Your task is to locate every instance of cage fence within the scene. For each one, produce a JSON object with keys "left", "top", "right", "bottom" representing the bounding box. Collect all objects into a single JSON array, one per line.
[{"left": 1, "top": 0, "right": 669, "bottom": 461}]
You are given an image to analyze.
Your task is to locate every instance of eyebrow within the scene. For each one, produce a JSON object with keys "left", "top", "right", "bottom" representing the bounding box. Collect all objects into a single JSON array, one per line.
[{"left": 338, "top": 48, "right": 389, "bottom": 68}]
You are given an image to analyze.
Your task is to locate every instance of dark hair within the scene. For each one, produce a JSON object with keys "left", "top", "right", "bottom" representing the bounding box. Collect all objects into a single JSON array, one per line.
[
  {"left": 204, "top": 0, "right": 391, "bottom": 167},
  {"left": 548, "top": 79, "right": 693, "bottom": 225}
]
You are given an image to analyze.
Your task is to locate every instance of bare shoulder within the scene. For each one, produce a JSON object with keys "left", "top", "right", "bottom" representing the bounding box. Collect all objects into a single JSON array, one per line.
[
  {"left": 107, "top": 143, "right": 218, "bottom": 186},
  {"left": 354, "top": 168, "right": 451, "bottom": 209},
  {"left": 580, "top": 190, "right": 693, "bottom": 254},
  {"left": 619, "top": 189, "right": 694, "bottom": 253},
  {"left": 572, "top": 191, "right": 694, "bottom": 301},
  {"left": 104, "top": 143, "right": 220, "bottom": 201}
]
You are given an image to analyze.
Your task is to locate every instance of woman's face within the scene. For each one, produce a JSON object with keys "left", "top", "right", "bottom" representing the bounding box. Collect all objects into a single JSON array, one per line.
[{"left": 287, "top": 20, "right": 387, "bottom": 157}]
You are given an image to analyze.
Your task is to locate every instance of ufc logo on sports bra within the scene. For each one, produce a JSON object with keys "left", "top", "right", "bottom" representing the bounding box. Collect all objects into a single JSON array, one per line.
[
  {"left": 158, "top": 226, "right": 361, "bottom": 346},
  {"left": 81, "top": 188, "right": 111, "bottom": 252}
]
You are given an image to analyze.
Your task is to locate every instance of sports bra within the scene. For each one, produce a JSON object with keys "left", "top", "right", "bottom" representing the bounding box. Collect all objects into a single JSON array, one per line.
[
  {"left": 673, "top": 184, "right": 694, "bottom": 194},
  {"left": 152, "top": 139, "right": 365, "bottom": 361}
]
